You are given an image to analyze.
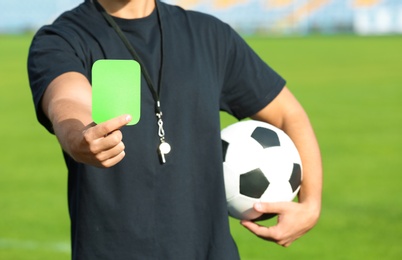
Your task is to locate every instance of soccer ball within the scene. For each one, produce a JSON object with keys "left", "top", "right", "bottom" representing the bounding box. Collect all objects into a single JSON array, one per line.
[{"left": 221, "top": 120, "right": 302, "bottom": 220}]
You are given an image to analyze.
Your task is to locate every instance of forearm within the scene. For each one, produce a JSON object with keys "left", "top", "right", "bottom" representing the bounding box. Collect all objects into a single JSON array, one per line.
[
  {"left": 252, "top": 86, "right": 322, "bottom": 215},
  {"left": 50, "top": 99, "right": 93, "bottom": 159},
  {"left": 280, "top": 108, "right": 322, "bottom": 216},
  {"left": 42, "top": 72, "right": 93, "bottom": 158},
  {"left": 244, "top": 87, "right": 322, "bottom": 246}
]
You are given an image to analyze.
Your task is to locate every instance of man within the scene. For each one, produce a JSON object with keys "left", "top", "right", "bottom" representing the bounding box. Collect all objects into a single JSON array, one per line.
[{"left": 28, "top": 0, "right": 322, "bottom": 259}]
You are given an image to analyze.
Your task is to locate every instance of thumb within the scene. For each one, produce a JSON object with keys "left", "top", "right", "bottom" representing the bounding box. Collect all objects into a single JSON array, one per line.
[
  {"left": 254, "top": 201, "right": 290, "bottom": 214},
  {"left": 92, "top": 114, "right": 132, "bottom": 138}
]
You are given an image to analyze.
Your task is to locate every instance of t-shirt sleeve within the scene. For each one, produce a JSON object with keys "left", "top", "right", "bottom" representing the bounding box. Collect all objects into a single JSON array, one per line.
[
  {"left": 219, "top": 26, "right": 286, "bottom": 120},
  {"left": 27, "top": 26, "right": 87, "bottom": 133}
]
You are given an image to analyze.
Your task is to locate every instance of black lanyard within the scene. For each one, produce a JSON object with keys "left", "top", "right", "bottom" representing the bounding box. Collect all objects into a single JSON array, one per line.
[{"left": 94, "top": 0, "right": 171, "bottom": 164}]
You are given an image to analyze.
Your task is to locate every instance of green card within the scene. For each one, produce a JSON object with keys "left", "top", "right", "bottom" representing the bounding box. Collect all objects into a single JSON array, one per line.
[{"left": 92, "top": 59, "right": 141, "bottom": 125}]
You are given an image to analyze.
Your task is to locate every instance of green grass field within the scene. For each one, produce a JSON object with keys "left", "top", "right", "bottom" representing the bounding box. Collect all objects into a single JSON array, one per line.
[{"left": 0, "top": 34, "right": 401, "bottom": 259}]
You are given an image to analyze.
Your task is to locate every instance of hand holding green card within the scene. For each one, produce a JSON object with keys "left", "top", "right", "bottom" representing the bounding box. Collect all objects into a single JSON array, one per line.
[{"left": 92, "top": 59, "right": 141, "bottom": 125}]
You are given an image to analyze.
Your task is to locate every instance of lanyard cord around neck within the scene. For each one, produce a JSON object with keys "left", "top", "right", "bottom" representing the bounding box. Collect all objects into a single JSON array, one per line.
[
  {"left": 94, "top": 0, "right": 162, "bottom": 115},
  {"left": 94, "top": 0, "right": 171, "bottom": 164}
]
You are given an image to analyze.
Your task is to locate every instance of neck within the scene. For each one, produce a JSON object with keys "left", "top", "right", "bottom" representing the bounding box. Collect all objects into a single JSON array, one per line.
[{"left": 96, "top": 0, "right": 155, "bottom": 19}]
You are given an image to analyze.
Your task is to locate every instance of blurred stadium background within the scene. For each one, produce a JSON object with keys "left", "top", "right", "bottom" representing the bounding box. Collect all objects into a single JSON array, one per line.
[
  {"left": 1, "top": 0, "right": 402, "bottom": 35},
  {"left": 1, "top": 1, "right": 401, "bottom": 259}
]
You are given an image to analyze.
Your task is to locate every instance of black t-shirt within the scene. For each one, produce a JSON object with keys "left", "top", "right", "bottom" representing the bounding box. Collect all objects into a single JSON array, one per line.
[{"left": 28, "top": 0, "right": 285, "bottom": 259}]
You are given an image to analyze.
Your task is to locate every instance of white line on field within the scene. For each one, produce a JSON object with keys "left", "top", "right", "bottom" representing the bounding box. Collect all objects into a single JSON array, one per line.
[{"left": 0, "top": 238, "right": 70, "bottom": 253}]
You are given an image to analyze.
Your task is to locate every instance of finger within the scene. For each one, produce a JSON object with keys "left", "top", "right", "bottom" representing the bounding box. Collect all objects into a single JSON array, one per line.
[
  {"left": 84, "top": 129, "right": 123, "bottom": 155},
  {"left": 241, "top": 220, "right": 278, "bottom": 243},
  {"left": 91, "top": 114, "right": 132, "bottom": 138},
  {"left": 241, "top": 220, "right": 293, "bottom": 247},
  {"left": 94, "top": 139, "right": 125, "bottom": 162},
  {"left": 99, "top": 129, "right": 124, "bottom": 150},
  {"left": 98, "top": 150, "right": 126, "bottom": 168}
]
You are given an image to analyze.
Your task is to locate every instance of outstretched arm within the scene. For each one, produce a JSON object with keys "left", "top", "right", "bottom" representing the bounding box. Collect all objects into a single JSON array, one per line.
[
  {"left": 41, "top": 72, "right": 132, "bottom": 168},
  {"left": 241, "top": 86, "right": 322, "bottom": 247}
]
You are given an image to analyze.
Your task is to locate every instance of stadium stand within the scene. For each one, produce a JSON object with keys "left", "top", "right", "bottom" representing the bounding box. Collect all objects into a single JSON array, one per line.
[{"left": 0, "top": 0, "right": 401, "bottom": 35}]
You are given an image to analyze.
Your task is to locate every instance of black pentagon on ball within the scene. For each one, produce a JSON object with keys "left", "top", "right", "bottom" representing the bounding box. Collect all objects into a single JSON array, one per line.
[
  {"left": 240, "top": 168, "right": 270, "bottom": 199},
  {"left": 289, "top": 163, "right": 302, "bottom": 192},
  {"left": 251, "top": 127, "right": 280, "bottom": 149},
  {"left": 221, "top": 140, "right": 229, "bottom": 162}
]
